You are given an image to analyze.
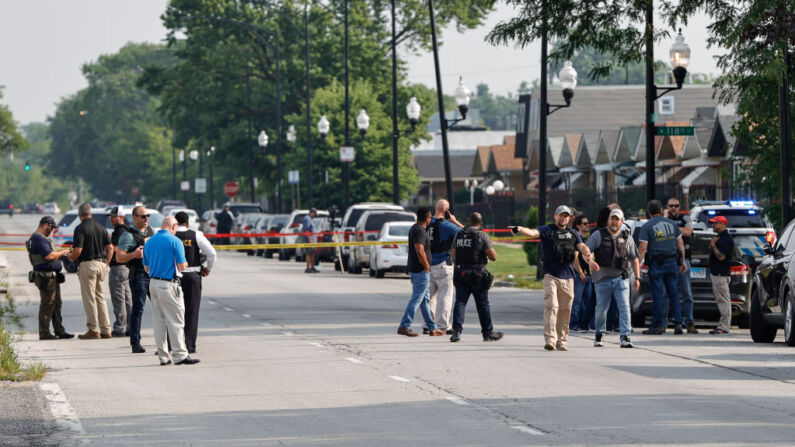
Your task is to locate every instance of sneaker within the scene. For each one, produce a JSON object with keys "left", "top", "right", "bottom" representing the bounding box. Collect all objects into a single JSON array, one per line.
[
  {"left": 555, "top": 343, "right": 568, "bottom": 351},
  {"left": 594, "top": 333, "right": 604, "bottom": 347},
  {"left": 641, "top": 327, "right": 665, "bottom": 335},
  {"left": 709, "top": 328, "right": 730, "bottom": 335},
  {"left": 674, "top": 324, "right": 683, "bottom": 335},
  {"left": 544, "top": 343, "right": 556, "bottom": 351},
  {"left": 131, "top": 343, "right": 146, "bottom": 353},
  {"left": 620, "top": 336, "right": 634, "bottom": 348},
  {"left": 687, "top": 323, "right": 699, "bottom": 334},
  {"left": 483, "top": 331, "right": 504, "bottom": 342},
  {"left": 450, "top": 331, "right": 461, "bottom": 342},
  {"left": 445, "top": 329, "right": 454, "bottom": 335}
]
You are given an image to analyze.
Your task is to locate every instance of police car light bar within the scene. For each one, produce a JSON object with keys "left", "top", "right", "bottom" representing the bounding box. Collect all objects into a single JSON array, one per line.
[
  {"left": 729, "top": 200, "right": 755, "bottom": 207},
  {"left": 748, "top": 210, "right": 757, "bottom": 215},
  {"left": 707, "top": 210, "right": 717, "bottom": 216}
]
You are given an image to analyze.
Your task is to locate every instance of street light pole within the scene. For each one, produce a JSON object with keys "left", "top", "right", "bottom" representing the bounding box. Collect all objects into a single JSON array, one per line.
[
  {"left": 344, "top": 0, "right": 351, "bottom": 209},
  {"left": 172, "top": 146, "right": 177, "bottom": 198},
  {"left": 391, "top": 0, "right": 400, "bottom": 205},
  {"left": 428, "top": 0, "right": 454, "bottom": 208},
  {"left": 781, "top": 49, "right": 792, "bottom": 225},
  {"left": 644, "top": 0, "right": 656, "bottom": 202},
  {"left": 207, "top": 146, "right": 215, "bottom": 209},
  {"left": 305, "top": 2, "right": 313, "bottom": 209}
]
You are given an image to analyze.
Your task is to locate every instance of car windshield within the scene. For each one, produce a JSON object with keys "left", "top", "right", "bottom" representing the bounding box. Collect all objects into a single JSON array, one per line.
[
  {"left": 229, "top": 205, "right": 262, "bottom": 217},
  {"left": 388, "top": 225, "right": 411, "bottom": 237},
  {"left": 697, "top": 209, "right": 770, "bottom": 228},
  {"left": 364, "top": 213, "right": 414, "bottom": 231},
  {"left": 691, "top": 234, "right": 744, "bottom": 259},
  {"left": 58, "top": 214, "right": 77, "bottom": 227},
  {"left": 269, "top": 216, "right": 288, "bottom": 229}
]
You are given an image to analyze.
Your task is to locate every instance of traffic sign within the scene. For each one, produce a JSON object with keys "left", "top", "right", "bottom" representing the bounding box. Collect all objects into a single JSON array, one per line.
[
  {"left": 180, "top": 181, "right": 190, "bottom": 192},
  {"left": 224, "top": 181, "right": 240, "bottom": 198},
  {"left": 655, "top": 126, "right": 694, "bottom": 136},
  {"left": 288, "top": 170, "right": 300, "bottom": 185},
  {"left": 340, "top": 146, "right": 354, "bottom": 162},
  {"left": 195, "top": 178, "right": 207, "bottom": 194}
]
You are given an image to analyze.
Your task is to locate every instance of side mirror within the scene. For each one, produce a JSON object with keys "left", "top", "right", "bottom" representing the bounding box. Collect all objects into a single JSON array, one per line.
[{"left": 763, "top": 243, "right": 774, "bottom": 255}]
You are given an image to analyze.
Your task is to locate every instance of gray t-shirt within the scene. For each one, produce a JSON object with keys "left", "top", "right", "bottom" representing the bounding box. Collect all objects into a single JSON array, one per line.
[
  {"left": 587, "top": 229, "right": 639, "bottom": 283},
  {"left": 638, "top": 216, "right": 681, "bottom": 257}
]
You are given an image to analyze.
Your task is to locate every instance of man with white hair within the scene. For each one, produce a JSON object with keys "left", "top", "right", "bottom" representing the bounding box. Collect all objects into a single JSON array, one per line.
[
  {"left": 143, "top": 216, "right": 199, "bottom": 366},
  {"left": 424, "top": 199, "right": 463, "bottom": 334},
  {"left": 587, "top": 208, "right": 641, "bottom": 348}
]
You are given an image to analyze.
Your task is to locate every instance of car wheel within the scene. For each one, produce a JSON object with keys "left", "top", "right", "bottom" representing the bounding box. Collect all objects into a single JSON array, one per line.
[
  {"left": 785, "top": 290, "right": 795, "bottom": 347},
  {"left": 369, "top": 267, "right": 376, "bottom": 277},
  {"left": 265, "top": 250, "right": 273, "bottom": 259},
  {"left": 750, "top": 287, "right": 777, "bottom": 343},
  {"left": 278, "top": 250, "right": 287, "bottom": 261},
  {"left": 334, "top": 259, "right": 341, "bottom": 271},
  {"left": 376, "top": 269, "right": 385, "bottom": 278}
]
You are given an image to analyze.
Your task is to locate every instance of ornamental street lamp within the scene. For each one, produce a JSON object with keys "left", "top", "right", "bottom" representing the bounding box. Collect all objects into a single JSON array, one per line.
[
  {"left": 356, "top": 109, "right": 370, "bottom": 137},
  {"left": 207, "top": 146, "right": 216, "bottom": 209},
  {"left": 464, "top": 178, "right": 478, "bottom": 204},
  {"left": 286, "top": 124, "right": 297, "bottom": 143},
  {"left": 453, "top": 77, "right": 471, "bottom": 118},
  {"left": 258, "top": 130, "right": 269, "bottom": 151},
  {"left": 669, "top": 29, "right": 690, "bottom": 85},
  {"left": 406, "top": 97, "right": 421, "bottom": 131},
  {"left": 317, "top": 115, "right": 330, "bottom": 138}
]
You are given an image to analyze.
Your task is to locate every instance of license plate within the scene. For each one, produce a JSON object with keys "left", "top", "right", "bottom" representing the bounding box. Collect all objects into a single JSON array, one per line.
[{"left": 691, "top": 267, "right": 706, "bottom": 279}]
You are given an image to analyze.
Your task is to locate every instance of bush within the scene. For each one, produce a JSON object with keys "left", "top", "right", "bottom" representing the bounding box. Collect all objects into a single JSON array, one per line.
[{"left": 522, "top": 206, "right": 539, "bottom": 266}]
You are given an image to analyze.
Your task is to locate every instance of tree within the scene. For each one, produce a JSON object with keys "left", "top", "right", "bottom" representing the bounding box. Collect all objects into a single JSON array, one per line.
[{"left": 0, "top": 88, "right": 29, "bottom": 155}]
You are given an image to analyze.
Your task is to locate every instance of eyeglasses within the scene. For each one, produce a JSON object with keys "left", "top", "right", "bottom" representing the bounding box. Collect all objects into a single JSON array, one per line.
[
  {"left": 134, "top": 214, "right": 150, "bottom": 218},
  {"left": 579, "top": 222, "right": 589, "bottom": 226},
  {"left": 668, "top": 204, "right": 680, "bottom": 208}
]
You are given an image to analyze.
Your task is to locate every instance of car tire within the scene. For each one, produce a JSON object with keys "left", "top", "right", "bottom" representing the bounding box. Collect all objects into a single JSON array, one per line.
[
  {"left": 278, "top": 250, "right": 288, "bottom": 261},
  {"left": 785, "top": 290, "right": 795, "bottom": 347},
  {"left": 334, "top": 259, "right": 341, "bottom": 271},
  {"left": 265, "top": 250, "right": 273, "bottom": 259},
  {"left": 376, "top": 269, "right": 385, "bottom": 278},
  {"left": 369, "top": 267, "right": 376, "bottom": 277},
  {"left": 750, "top": 287, "right": 777, "bottom": 343}
]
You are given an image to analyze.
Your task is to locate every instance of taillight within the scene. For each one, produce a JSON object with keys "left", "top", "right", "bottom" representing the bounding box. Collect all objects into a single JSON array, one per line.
[
  {"left": 290, "top": 223, "right": 300, "bottom": 228},
  {"left": 381, "top": 244, "right": 398, "bottom": 249},
  {"left": 766, "top": 231, "right": 776, "bottom": 244},
  {"left": 641, "top": 264, "right": 648, "bottom": 275},
  {"left": 210, "top": 223, "right": 216, "bottom": 227},
  {"left": 731, "top": 265, "right": 750, "bottom": 276},
  {"left": 244, "top": 225, "right": 251, "bottom": 230}
]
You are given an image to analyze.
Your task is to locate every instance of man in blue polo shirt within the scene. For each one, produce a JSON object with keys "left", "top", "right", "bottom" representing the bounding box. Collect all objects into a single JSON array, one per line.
[
  {"left": 143, "top": 216, "right": 199, "bottom": 366},
  {"left": 425, "top": 199, "right": 463, "bottom": 334}
]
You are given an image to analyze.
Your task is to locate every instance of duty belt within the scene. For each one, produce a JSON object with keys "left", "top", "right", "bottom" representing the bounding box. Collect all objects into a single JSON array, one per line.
[{"left": 150, "top": 276, "right": 180, "bottom": 283}]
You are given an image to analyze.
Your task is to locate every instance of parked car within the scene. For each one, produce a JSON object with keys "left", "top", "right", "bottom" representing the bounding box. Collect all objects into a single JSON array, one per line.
[
  {"left": 42, "top": 202, "right": 61, "bottom": 215},
  {"left": 278, "top": 209, "right": 329, "bottom": 261},
  {"left": 749, "top": 218, "right": 795, "bottom": 345},
  {"left": 348, "top": 210, "right": 415, "bottom": 274},
  {"left": 164, "top": 208, "right": 200, "bottom": 231},
  {"left": 631, "top": 229, "right": 751, "bottom": 328},
  {"left": 200, "top": 209, "right": 219, "bottom": 234},
  {"left": 0, "top": 200, "right": 12, "bottom": 216},
  {"left": 247, "top": 215, "right": 272, "bottom": 256},
  {"left": 337, "top": 203, "right": 404, "bottom": 270},
  {"left": 295, "top": 217, "right": 336, "bottom": 263},
  {"left": 369, "top": 221, "right": 412, "bottom": 278},
  {"left": 261, "top": 214, "right": 289, "bottom": 258},
  {"left": 223, "top": 202, "right": 264, "bottom": 217},
  {"left": 53, "top": 207, "right": 113, "bottom": 273},
  {"left": 232, "top": 213, "right": 267, "bottom": 246},
  {"left": 155, "top": 200, "right": 186, "bottom": 212},
  {"left": 22, "top": 202, "right": 42, "bottom": 214}
]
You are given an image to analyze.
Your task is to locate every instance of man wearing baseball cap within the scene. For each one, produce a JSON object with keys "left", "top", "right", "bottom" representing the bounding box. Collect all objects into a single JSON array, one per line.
[
  {"left": 707, "top": 215, "right": 734, "bottom": 334},
  {"left": 511, "top": 205, "right": 599, "bottom": 351}
]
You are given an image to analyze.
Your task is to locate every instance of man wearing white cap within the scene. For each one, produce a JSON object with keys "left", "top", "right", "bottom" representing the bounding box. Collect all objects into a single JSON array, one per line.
[
  {"left": 587, "top": 208, "right": 641, "bottom": 348},
  {"left": 511, "top": 205, "right": 599, "bottom": 351}
]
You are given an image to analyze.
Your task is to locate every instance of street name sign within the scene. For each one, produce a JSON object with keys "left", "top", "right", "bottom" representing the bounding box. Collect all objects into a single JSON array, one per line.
[{"left": 655, "top": 126, "right": 695, "bottom": 136}]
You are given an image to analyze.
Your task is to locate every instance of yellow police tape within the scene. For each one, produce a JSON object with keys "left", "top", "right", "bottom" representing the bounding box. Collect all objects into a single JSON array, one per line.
[{"left": 0, "top": 236, "right": 533, "bottom": 251}]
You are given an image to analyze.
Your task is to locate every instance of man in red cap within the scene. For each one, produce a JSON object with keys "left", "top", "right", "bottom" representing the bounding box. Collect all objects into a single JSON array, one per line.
[{"left": 708, "top": 215, "right": 735, "bottom": 334}]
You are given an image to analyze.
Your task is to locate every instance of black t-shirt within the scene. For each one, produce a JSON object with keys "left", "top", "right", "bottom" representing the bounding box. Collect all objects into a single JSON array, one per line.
[
  {"left": 110, "top": 225, "right": 128, "bottom": 266},
  {"left": 407, "top": 223, "right": 431, "bottom": 274},
  {"left": 709, "top": 230, "right": 734, "bottom": 276},
  {"left": 29, "top": 233, "right": 62, "bottom": 272},
  {"left": 73, "top": 218, "right": 111, "bottom": 263}
]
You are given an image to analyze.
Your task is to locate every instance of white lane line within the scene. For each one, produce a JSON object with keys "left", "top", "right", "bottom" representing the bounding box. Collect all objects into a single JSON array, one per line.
[
  {"left": 388, "top": 375, "right": 410, "bottom": 383},
  {"left": 241, "top": 314, "right": 251, "bottom": 318},
  {"left": 259, "top": 322, "right": 272, "bottom": 326},
  {"left": 446, "top": 397, "right": 469, "bottom": 406},
  {"left": 223, "top": 307, "right": 234, "bottom": 312},
  {"left": 208, "top": 300, "right": 217, "bottom": 305},
  {"left": 344, "top": 357, "right": 362, "bottom": 364},
  {"left": 308, "top": 342, "right": 323, "bottom": 347},
  {"left": 39, "top": 383, "right": 85, "bottom": 437},
  {"left": 281, "top": 331, "right": 294, "bottom": 336},
  {"left": 510, "top": 425, "right": 545, "bottom": 436}
]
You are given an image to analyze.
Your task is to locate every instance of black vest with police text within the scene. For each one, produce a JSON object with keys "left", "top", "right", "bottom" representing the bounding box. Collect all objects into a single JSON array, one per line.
[
  {"left": 674, "top": 214, "right": 692, "bottom": 259},
  {"left": 429, "top": 219, "right": 453, "bottom": 254},
  {"left": 542, "top": 227, "right": 577, "bottom": 264},
  {"left": 454, "top": 227, "right": 486, "bottom": 266},
  {"left": 175, "top": 230, "right": 202, "bottom": 268},
  {"left": 594, "top": 228, "right": 629, "bottom": 270}
]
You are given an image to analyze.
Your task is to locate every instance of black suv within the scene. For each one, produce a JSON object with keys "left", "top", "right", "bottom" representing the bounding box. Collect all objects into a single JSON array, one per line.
[
  {"left": 631, "top": 230, "right": 751, "bottom": 328},
  {"left": 0, "top": 200, "right": 12, "bottom": 216},
  {"left": 749, "top": 218, "right": 795, "bottom": 345}
]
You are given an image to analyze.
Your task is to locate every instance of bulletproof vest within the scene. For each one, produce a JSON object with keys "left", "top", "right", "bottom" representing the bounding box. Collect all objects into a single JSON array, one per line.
[
  {"left": 675, "top": 214, "right": 692, "bottom": 259},
  {"left": 542, "top": 227, "right": 577, "bottom": 264},
  {"left": 594, "top": 228, "right": 630, "bottom": 270},
  {"left": 110, "top": 224, "right": 129, "bottom": 267},
  {"left": 429, "top": 219, "right": 453, "bottom": 254},
  {"left": 26, "top": 233, "right": 57, "bottom": 269},
  {"left": 454, "top": 227, "right": 486, "bottom": 266},
  {"left": 127, "top": 226, "right": 154, "bottom": 273},
  {"left": 175, "top": 230, "right": 202, "bottom": 268}
]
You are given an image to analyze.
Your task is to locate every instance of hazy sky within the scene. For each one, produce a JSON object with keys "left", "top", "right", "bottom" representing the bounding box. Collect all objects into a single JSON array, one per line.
[{"left": 0, "top": 1, "right": 721, "bottom": 125}]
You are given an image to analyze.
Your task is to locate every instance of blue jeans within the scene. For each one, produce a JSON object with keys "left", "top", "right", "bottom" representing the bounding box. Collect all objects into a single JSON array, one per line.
[
  {"left": 571, "top": 274, "right": 594, "bottom": 330},
  {"left": 594, "top": 277, "right": 632, "bottom": 337},
  {"left": 400, "top": 271, "right": 436, "bottom": 330},
  {"left": 452, "top": 279, "right": 493, "bottom": 334},
  {"left": 607, "top": 294, "right": 620, "bottom": 330},
  {"left": 129, "top": 271, "right": 151, "bottom": 345},
  {"left": 649, "top": 258, "right": 682, "bottom": 328},
  {"left": 679, "top": 259, "right": 694, "bottom": 325}
]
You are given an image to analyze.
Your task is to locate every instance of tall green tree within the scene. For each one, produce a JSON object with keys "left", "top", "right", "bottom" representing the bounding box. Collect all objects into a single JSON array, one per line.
[{"left": 0, "top": 88, "right": 28, "bottom": 155}]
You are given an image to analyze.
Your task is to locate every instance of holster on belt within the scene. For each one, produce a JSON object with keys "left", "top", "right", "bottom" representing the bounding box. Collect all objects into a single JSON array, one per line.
[{"left": 454, "top": 265, "right": 494, "bottom": 290}]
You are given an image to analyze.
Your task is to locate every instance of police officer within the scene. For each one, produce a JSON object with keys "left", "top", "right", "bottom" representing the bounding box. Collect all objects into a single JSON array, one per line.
[
  {"left": 707, "top": 215, "right": 735, "bottom": 335},
  {"left": 108, "top": 207, "right": 132, "bottom": 337},
  {"left": 426, "top": 199, "right": 463, "bottom": 334},
  {"left": 449, "top": 212, "right": 502, "bottom": 342},
  {"left": 666, "top": 197, "right": 698, "bottom": 333},
  {"left": 638, "top": 200, "right": 688, "bottom": 334},
  {"left": 512, "top": 205, "right": 598, "bottom": 351},
  {"left": 117, "top": 205, "right": 155, "bottom": 353},
  {"left": 26, "top": 216, "right": 74, "bottom": 340},
  {"left": 175, "top": 211, "right": 216, "bottom": 354},
  {"left": 587, "top": 209, "right": 641, "bottom": 348}
]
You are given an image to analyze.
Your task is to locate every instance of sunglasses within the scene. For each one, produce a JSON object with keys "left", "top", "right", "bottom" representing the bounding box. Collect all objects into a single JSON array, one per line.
[
  {"left": 668, "top": 204, "right": 680, "bottom": 208},
  {"left": 578, "top": 222, "right": 589, "bottom": 226},
  {"left": 134, "top": 214, "right": 150, "bottom": 218}
]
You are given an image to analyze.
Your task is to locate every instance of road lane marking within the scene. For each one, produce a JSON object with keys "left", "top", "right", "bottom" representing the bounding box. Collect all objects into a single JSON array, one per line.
[
  {"left": 281, "top": 331, "right": 294, "bottom": 336},
  {"left": 344, "top": 357, "right": 362, "bottom": 364},
  {"left": 388, "top": 375, "right": 410, "bottom": 383},
  {"left": 510, "top": 425, "right": 544, "bottom": 436},
  {"left": 223, "top": 307, "right": 234, "bottom": 312},
  {"left": 39, "top": 383, "right": 85, "bottom": 437},
  {"left": 259, "top": 322, "right": 272, "bottom": 326},
  {"left": 308, "top": 342, "right": 323, "bottom": 347},
  {"left": 241, "top": 314, "right": 251, "bottom": 318},
  {"left": 446, "top": 397, "right": 469, "bottom": 406},
  {"left": 208, "top": 300, "right": 217, "bottom": 305}
]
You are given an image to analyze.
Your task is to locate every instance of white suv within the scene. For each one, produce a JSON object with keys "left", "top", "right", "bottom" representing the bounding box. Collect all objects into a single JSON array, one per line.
[{"left": 337, "top": 203, "right": 404, "bottom": 270}]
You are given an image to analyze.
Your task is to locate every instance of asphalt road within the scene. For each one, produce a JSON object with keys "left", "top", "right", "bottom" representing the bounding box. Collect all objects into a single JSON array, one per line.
[{"left": 3, "top": 214, "right": 795, "bottom": 446}]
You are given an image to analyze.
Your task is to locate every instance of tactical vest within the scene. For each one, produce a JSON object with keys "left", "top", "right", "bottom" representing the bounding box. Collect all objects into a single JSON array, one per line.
[
  {"left": 542, "top": 227, "right": 577, "bottom": 264},
  {"left": 127, "top": 226, "right": 153, "bottom": 273},
  {"left": 454, "top": 227, "right": 486, "bottom": 266},
  {"left": 110, "top": 224, "right": 129, "bottom": 267},
  {"left": 429, "top": 219, "right": 453, "bottom": 254},
  {"left": 594, "top": 228, "right": 630, "bottom": 270},
  {"left": 175, "top": 230, "right": 202, "bottom": 268},
  {"left": 26, "top": 233, "right": 58, "bottom": 270},
  {"left": 674, "top": 214, "right": 692, "bottom": 259}
]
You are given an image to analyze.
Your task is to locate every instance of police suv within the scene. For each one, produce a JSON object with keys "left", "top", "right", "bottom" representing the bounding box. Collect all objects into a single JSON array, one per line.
[{"left": 689, "top": 200, "right": 776, "bottom": 268}]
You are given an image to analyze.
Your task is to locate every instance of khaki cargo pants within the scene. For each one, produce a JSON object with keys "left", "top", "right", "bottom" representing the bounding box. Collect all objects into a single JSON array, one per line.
[{"left": 543, "top": 274, "right": 575, "bottom": 346}]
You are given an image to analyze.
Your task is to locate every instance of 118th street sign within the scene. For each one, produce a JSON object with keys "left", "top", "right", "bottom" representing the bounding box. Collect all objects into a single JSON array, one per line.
[{"left": 655, "top": 126, "right": 695, "bottom": 136}]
